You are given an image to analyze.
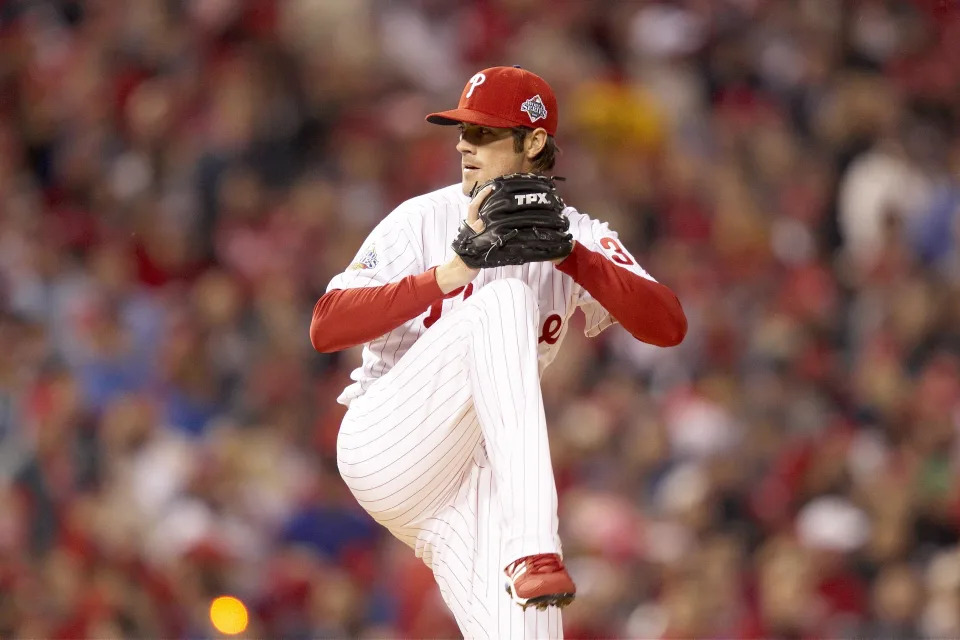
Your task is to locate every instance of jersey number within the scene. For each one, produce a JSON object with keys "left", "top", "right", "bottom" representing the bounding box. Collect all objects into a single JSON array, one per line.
[
  {"left": 423, "top": 283, "right": 474, "bottom": 329},
  {"left": 599, "top": 237, "right": 634, "bottom": 265}
]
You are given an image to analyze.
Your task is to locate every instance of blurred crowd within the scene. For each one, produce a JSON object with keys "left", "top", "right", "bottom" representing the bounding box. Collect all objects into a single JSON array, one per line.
[{"left": 1, "top": 0, "right": 960, "bottom": 637}]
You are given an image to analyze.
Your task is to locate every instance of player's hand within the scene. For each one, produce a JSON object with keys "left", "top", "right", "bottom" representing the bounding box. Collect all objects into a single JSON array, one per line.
[
  {"left": 435, "top": 184, "right": 494, "bottom": 294},
  {"left": 550, "top": 240, "right": 575, "bottom": 265},
  {"left": 466, "top": 183, "right": 495, "bottom": 233}
]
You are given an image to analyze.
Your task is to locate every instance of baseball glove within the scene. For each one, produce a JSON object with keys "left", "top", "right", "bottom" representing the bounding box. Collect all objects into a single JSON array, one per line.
[{"left": 452, "top": 173, "right": 573, "bottom": 268}]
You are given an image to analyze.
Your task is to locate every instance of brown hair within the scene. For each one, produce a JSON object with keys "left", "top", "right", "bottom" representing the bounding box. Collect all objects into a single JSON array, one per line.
[{"left": 511, "top": 127, "right": 559, "bottom": 173}]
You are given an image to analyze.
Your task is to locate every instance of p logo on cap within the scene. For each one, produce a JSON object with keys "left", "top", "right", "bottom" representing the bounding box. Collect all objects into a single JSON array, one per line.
[
  {"left": 466, "top": 73, "right": 486, "bottom": 98},
  {"left": 425, "top": 66, "right": 559, "bottom": 136}
]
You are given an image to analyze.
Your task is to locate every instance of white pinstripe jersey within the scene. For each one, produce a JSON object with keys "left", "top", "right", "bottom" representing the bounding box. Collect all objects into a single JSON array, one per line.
[{"left": 327, "top": 183, "right": 656, "bottom": 406}]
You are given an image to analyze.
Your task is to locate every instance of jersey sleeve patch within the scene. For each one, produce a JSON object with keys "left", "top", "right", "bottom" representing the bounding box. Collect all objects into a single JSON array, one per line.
[{"left": 350, "top": 243, "right": 379, "bottom": 270}]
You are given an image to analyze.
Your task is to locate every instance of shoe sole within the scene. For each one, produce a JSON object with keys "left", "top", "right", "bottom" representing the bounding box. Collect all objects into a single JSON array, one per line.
[{"left": 505, "top": 585, "right": 575, "bottom": 611}]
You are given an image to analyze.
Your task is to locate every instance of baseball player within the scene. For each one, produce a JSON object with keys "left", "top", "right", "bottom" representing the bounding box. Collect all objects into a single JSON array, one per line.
[{"left": 310, "top": 66, "right": 686, "bottom": 638}]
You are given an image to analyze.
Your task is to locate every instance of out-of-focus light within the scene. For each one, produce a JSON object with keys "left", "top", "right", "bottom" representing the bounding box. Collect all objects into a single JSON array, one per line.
[{"left": 209, "top": 595, "right": 249, "bottom": 636}]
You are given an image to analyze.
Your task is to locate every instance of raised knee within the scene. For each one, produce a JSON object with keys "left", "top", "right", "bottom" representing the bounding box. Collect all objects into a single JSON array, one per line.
[
  {"left": 483, "top": 278, "right": 535, "bottom": 298},
  {"left": 472, "top": 278, "right": 538, "bottom": 314}
]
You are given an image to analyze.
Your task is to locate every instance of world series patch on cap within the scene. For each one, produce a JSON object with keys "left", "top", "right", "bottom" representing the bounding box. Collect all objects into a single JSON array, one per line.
[{"left": 426, "top": 66, "right": 559, "bottom": 136}]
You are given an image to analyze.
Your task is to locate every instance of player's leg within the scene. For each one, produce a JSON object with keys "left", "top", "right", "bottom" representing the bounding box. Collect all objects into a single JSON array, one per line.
[
  {"left": 336, "top": 334, "right": 484, "bottom": 633},
  {"left": 400, "top": 451, "right": 488, "bottom": 638},
  {"left": 456, "top": 279, "right": 575, "bottom": 612},
  {"left": 337, "top": 278, "right": 561, "bottom": 557},
  {"left": 459, "top": 277, "right": 563, "bottom": 561},
  {"left": 416, "top": 461, "right": 564, "bottom": 639},
  {"left": 336, "top": 278, "right": 569, "bottom": 631}
]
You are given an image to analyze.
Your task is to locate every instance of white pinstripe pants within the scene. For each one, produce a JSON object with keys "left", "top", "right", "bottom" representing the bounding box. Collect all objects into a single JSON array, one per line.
[{"left": 337, "top": 278, "right": 564, "bottom": 638}]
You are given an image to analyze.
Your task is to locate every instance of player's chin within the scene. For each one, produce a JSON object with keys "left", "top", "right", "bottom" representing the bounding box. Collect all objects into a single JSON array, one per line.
[
  {"left": 461, "top": 174, "right": 482, "bottom": 196},
  {"left": 462, "top": 169, "right": 495, "bottom": 195}
]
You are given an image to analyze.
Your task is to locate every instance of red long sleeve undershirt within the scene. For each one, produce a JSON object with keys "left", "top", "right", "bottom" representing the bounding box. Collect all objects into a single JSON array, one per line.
[
  {"left": 310, "top": 243, "right": 686, "bottom": 353},
  {"left": 310, "top": 268, "right": 444, "bottom": 353},
  {"left": 554, "top": 242, "right": 687, "bottom": 347}
]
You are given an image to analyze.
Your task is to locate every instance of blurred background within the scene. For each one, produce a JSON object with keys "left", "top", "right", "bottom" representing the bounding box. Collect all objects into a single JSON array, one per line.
[{"left": 1, "top": 0, "right": 960, "bottom": 638}]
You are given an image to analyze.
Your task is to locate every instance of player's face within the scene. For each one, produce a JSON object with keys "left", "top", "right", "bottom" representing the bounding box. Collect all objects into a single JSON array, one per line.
[{"left": 456, "top": 123, "right": 527, "bottom": 195}]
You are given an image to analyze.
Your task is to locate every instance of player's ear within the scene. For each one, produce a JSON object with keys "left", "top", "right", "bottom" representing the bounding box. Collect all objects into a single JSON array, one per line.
[{"left": 524, "top": 128, "right": 548, "bottom": 160}]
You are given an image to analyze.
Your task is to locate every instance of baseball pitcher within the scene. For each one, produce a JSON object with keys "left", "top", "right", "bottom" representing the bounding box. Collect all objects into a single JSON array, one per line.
[{"left": 310, "top": 66, "right": 687, "bottom": 638}]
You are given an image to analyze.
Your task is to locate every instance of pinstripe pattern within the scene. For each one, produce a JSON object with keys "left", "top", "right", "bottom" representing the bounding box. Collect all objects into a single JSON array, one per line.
[
  {"left": 419, "top": 462, "right": 564, "bottom": 638},
  {"left": 326, "top": 184, "right": 657, "bottom": 407},
  {"left": 337, "top": 279, "right": 563, "bottom": 637},
  {"left": 327, "top": 183, "right": 659, "bottom": 637}
]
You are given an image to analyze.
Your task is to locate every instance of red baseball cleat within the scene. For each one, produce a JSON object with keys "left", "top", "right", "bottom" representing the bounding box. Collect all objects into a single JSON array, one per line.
[{"left": 504, "top": 553, "right": 576, "bottom": 611}]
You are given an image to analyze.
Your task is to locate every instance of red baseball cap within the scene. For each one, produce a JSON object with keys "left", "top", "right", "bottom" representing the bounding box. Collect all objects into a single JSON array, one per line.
[{"left": 426, "top": 66, "right": 559, "bottom": 136}]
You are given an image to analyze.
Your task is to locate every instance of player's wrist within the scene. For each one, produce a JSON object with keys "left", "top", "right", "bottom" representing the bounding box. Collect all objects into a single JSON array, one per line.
[
  {"left": 551, "top": 240, "right": 576, "bottom": 265},
  {"left": 435, "top": 258, "right": 478, "bottom": 294}
]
